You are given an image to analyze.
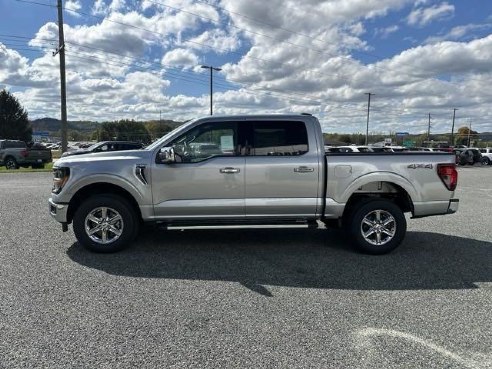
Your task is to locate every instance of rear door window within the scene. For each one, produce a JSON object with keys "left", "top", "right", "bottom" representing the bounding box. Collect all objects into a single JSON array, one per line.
[
  {"left": 5, "top": 141, "right": 26, "bottom": 149},
  {"left": 249, "top": 121, "right": 308, "bottom": 156}
]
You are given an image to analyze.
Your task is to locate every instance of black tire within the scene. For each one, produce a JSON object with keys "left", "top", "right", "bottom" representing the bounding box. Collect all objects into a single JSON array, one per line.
[
  {"left": 348, "top": 199, "right": 406, "bottom": 255},
  {"left": 4, "top": 157, "right": 19, "bottom": 170},
  {"left": 73, "top": 194, "right": 139, "bottom": 253},
  {"left": 482, "top": 157, "right": 490, "bottom": 166}
]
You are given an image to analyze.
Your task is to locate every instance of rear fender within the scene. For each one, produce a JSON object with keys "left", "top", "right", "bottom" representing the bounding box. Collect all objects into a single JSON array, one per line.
[{"left": 339, "top": 172, "right": 419, "bottom": 204}]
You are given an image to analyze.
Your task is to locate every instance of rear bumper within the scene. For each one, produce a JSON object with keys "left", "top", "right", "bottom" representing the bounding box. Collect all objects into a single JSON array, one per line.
[
  {"left": 49, "top": 198, "right": 68, "bottom": 223},
  {"left": 412, "top": 198, "right": 459, "bottom": 218},
  {"left": 447, "top": 198, "right": 459, "bottom": 214}
]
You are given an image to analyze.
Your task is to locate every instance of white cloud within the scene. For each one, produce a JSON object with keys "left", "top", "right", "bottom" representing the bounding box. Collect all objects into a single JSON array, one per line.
[
  {"left": 374, "top": 25, "right": 399, "bottom": 39},
  {"left": 185, "top": 29, "right": 241, "bottom": 54},
  {"left": 0, "top": 44, "right": 30, "bottom": 86},
  {"left": 378, "top": 35, "right": 492, "bottom": 79},
  {"left": 92, "top": 0, "right": 108, "bottom": 16},
  {"left": 162, "top": 49, "right": 199, "bottom": 68},
  {"left": 407, "top": 2, "right": 455, "bottom": 27},
  {"left": 425, "top": 23, "right": 492, "bottom": 44},
  {"left": 109, "top": 0, "right": 127, "bottom": 13},
  {"left": 65, "top": 0, "right": 82, "bottom": 16}
]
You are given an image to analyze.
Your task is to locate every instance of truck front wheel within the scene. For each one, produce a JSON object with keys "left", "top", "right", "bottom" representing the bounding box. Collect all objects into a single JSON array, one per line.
[
  {"left": 73, "top": 194, "right": 139, "bottom": 253},
  {"left": 348, "top": 199, "right": 406, "bottom": 255}
]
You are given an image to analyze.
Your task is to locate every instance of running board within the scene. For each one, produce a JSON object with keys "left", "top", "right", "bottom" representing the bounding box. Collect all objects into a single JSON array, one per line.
[{"left": 157, "top": 219, "right": 319, "bottom": 230}]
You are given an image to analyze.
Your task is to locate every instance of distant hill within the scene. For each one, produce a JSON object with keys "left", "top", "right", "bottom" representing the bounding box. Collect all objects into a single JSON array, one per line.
[
  {"left": 30, "top": 117, "right": 184, "bottom": 135},
  {"left": 30, "top": 118, "right": 100, "bottom": 134},
  {"left": 478, "top": 132, "right": 492, "bottom": 142}
]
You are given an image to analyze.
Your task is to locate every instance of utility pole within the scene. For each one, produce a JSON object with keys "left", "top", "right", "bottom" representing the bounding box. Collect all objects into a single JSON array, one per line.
[
  {"left": 427, "top": 113, "right": 431, "bottom": 143},
  {"left": 364, "top": 92, "right": 373, "bottom": 145},
  {"left": 201, "top": 65, "right": 221, "bottom": 115},
  {"left": 467, "top": 119, "right": 472, "bottom": 147},
  {"left": 55, "top": 0, "right": 68, "bottom": 153},
  {"left": 450, "top": 108, "right": 458, "bottom": 146}
]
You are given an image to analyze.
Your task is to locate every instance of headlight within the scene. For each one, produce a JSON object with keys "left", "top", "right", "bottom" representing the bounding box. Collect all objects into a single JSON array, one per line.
[{"left": 52, "top": 167, "right": 70, "bottom": 194}]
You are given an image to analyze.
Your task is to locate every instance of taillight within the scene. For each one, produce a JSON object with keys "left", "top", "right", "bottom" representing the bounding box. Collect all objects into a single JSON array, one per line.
[
  {"left": 437, "top": 164, "right": 458, "bottom": 191},
  {"left": 20, "top": 149, "right": 28, "bottom": 157}
]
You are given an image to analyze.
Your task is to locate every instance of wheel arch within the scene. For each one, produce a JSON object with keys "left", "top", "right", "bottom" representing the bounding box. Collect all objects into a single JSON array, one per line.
[
  {"left": 342, "top": 181, "right": 414, "bottom": 225},
  {"left": 67, "top": 182, "right": 142, "bottom": 224},
  {"left": 3, "top": 155, "right": 17, "bottom": 165}
]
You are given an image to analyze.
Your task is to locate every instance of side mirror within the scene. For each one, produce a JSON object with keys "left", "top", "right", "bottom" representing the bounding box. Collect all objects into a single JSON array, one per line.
[{"left": 157, "top": 147, "right": 176, "bottom": 164}]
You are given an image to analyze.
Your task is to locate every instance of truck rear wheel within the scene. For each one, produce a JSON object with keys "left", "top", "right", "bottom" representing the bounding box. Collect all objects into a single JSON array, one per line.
[
  {"left": 348, "top": 199, "right": 406, "bottom": 255},
  {"left": 73, "top": 194, "right": 139, "bottom": 253},
  {"left": 4, "top": 157, "right": 18, "bottom": 170}
]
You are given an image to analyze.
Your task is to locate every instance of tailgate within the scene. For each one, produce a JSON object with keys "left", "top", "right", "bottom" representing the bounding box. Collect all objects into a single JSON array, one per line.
[{"left": 28, "top": 149, "right": 52, "bottom": 161}]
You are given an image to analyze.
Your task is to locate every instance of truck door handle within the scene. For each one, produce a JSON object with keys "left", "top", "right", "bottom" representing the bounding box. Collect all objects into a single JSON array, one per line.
[
  {"left": 294, "top": 166, "right": 314, "bottom": 173},
  {"left": 220, "top": 167, "right": 240, "bottom": 174}
]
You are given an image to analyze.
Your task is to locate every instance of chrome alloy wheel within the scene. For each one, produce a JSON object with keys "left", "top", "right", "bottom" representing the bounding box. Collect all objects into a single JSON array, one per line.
[
  {"left": 84, "top": 207, "right": 124, "bottom": 245},
  {"left": 360, "top": 209, "right": 396, "bottom": 246},
  {"left": 5, "top": 158, "right": 17, "bottom": 170}
]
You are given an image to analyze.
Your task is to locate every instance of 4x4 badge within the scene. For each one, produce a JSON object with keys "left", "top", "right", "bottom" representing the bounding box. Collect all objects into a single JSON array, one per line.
[{"left": 407, "top": 164, "right": 433, "bottom": 169}]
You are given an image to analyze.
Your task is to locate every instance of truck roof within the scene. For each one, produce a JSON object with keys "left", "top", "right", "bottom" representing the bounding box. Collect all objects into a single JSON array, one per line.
[{"left": 194, "top": 114, "right": 318, "bottom": 122}]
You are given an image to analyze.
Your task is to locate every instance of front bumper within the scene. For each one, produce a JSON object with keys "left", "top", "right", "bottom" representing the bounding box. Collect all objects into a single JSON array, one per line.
[{"left": 49, "top": 198, "right": 69, "bottom": 223}]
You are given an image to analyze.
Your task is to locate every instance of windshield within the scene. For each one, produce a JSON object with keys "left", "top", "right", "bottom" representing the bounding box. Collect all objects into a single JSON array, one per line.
[
  {"left": 86, "top": 142, "right": 104, "bottom": 150},
  {"left": 145, "top": 118, "right": 198, "bottom": 151}
]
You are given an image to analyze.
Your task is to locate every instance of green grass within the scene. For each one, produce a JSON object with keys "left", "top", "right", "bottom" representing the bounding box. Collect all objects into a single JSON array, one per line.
[{"left": 0, "top": 162, "right": 54, "bottom": 173}]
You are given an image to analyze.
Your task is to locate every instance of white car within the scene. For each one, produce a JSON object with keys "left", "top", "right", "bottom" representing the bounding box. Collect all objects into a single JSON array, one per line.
[
  {"left": 329, "top": 145, "right": 374, "bottom": 153},
  {"left": 479, "top": 148, "right": 492, "bottom": 165}
]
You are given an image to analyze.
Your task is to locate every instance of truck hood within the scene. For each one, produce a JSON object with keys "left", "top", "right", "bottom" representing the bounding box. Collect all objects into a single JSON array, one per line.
[{"left": 54, "top": 149, "right": 153, "bottom": 167}]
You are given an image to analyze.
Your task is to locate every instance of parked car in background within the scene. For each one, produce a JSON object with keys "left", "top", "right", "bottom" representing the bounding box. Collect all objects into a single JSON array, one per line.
[
  {"left": 406, "top": 147, "right": 441, "bottom": 152},
  {"left": 44, "top": 143, "right": 61, "bottom": 150},
  {"left": 61, "top": 141, "right": 144, "bottom": 157},
  {"left": 369, "top": 146, "right": 394, "bottom": 152},
  {"left": 456, "top": 148, "right": 482, "bottom": 165},
  {"left": 479, "top": 148, "right": 492, "bottom": 165},
  {"left": 436, "top": 144, "right": 454, "bottom": 153},
  {"left": 0, "top": 139, "right": 52, "bottom": 169},
  {"left": 326, "top": 145, "right": 374, "bottom": 153}
]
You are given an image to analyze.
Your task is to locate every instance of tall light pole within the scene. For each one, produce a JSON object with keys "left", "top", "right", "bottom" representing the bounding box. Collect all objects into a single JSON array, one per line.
[
  {"left": 55, "top": 0, "right": 67, "bottom": 153},
  {"left": 364, "top": 92, "right": 374, "bottom": 145},
  {"left": 427, "top": 113, "right": 431, "bottom": 143},
  {"left": 450, "top": 108, "right": 458, "bottom": 146},
  {"left": 201, "top": 65, "right": 221, "bottom": 115}
]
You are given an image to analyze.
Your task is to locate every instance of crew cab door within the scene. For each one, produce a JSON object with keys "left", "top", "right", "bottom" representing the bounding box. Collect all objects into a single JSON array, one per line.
[
  {"left": 151, "top": 121, "right": 245, "bottom": 219},
  {"left": 243, "top": 120, "right": 321, "bottom": 217}
]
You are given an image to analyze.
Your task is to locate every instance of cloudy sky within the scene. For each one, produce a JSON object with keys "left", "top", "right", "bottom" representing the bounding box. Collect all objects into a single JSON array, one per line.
[{"left": 1, "top": 0, "right": 491, "bottom": 134}]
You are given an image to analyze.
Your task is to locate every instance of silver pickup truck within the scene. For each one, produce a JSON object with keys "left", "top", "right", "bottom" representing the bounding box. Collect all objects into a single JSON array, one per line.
[{"left": 49, "top": 114, "right": 459, "bottom": 254}]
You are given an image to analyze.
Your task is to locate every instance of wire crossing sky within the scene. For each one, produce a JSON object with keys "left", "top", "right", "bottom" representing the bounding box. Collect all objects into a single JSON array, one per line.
[{"left": 1, "top": 0, "right": 491, "bottom": 134}]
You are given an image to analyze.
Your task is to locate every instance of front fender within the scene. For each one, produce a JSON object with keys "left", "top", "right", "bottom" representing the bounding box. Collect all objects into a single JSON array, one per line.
[{"left": 66, "top": 173, "right": 146, "bottom": 204}]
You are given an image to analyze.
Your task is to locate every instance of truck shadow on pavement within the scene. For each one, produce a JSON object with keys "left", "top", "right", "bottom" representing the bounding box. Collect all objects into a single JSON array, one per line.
[{"left": 66, "top": 229, "right": 492, "bottom": 294}]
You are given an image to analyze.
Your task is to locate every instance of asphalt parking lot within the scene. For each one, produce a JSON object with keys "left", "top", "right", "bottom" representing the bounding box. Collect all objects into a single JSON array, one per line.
[{"left": 0, "top": 167, "right": 491, "bottom": 368}]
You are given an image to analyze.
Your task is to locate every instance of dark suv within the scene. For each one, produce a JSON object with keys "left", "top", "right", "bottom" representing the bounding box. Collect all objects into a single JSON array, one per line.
[
  {"left": 456, "top": 148, "right": 482, "bottom": 165},
  {"left": 61, "top": 141, "right": 144, "bottom": 157}
]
